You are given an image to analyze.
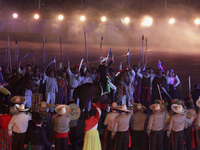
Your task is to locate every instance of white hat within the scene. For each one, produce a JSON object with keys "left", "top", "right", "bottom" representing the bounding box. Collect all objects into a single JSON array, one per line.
[
  {"left": 10, "top": 96, "right": 26, "bottom": 103},
  {"left": 117, "top": 104, "right": 131, "bottom": 112},
  {"left": 55, "top": 105, "right": 71, "bottom": 115},
  {"left": 150, "top": 103, "right": 165, "bottom": 111},
  {"left": 196, "top": 97, "right": 200, "bottom": 108},
  {"left": 100, "top": 56, "right": 108, "bottom": 64},
  {"left": 171, "top": 104, "right": 187, "bottom": 114},
  {"left": 14, "top": 104, "right": 29, "bottom": 111},
  {"left": 133, "top": 103, "right": 146, "bottom": 111}
]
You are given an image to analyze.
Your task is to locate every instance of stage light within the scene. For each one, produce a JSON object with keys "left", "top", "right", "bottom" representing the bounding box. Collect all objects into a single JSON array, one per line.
[
  {"left": 124, "top": 17, "right": 130, "bottom": 23},
  {"left": 58, "top": 15, "right": 64, "bottom": 20},
  {"left": 169, "top": 18, "right": 175, "bottom": 24},
  {"left": 80, "top": 16, "right": 86, "bottom": 21},
  {"left": 101, "top": 16, "right": 106, "bottom": 22},
  {"left": 13, "top": 13, "right": 18, "bottom": 19},
  {"left": 195, "top": 19, "right": 200, "bottom": 25},
  {"left": 34, "top": 14, "right": 39, "bottom": 20},
  {"left": 141, "top": 16, "right": 153, "bottom": 27}
]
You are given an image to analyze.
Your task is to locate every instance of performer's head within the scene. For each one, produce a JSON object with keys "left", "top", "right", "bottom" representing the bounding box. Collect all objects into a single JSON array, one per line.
[
  {"left": 169, "top": 68, "right": 174, "bottom": 76},
  {"left": 91, "top": 67, "right": 97, "bottom": 74},
  {"left": 35, "top": 115, "right": 44, "bottom": 125},
  {"left": 73, "top": 65, "right": 79, "bottom": 75},
  {"left": 85, "top": 70, "right": 90, "bottom": 77},
  {"left": 144, "top": 68, "right": 149, "bottom": 76},
  {"left": 26, "top": 65, "right": 31, "bottom": 72},
  {"left": 149, "top": 67, "right": 154, "bottom": 74},
  {"left": 132, "top": 65, "right": 138, "bottom": 72},
  {"left": 100, "top": 56, "right": 108, "bottom": 65},
  {"left": 61, "top": 72, "right": 67, "bottom": 79},
  {"left": 49, "top": 70, "right": 54, "bottom": 78}
]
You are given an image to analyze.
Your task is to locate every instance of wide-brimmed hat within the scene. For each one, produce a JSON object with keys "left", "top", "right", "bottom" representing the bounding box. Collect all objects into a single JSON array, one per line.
[
  {"left": 69, "top": 103, "right": 81, "bottom": 121},
  {"left": 100, "top": 56, "right": 108, "bottom": 64},
  {"left": 133, "top": 103, "right": 146, "bottom": 111},
  {"left": 108, "top": 102, "right": 118, "bottom": 109},
  {"left": 10, "top": 96, "right": 26, "bottom": 103},
  {"left": 171, "top": 104, "right": 187, "bottom": 114},
  {"left": 150, "top": 103, "right": 165, "bottom": 111},
  {"left": 38, "top": 101, "right": 51, "bottom": 111},
  {"left": 55, "top": 105, "right": 71, "bottom": 116},
  {"left": 14, "top": 104, "right": 29, "bottom": 111},
  {"left": 196, "top": 97, "right": 200, "bottom": 108},
  {"left": 117, "top": 104, "right": 131, "bottom": 112}
]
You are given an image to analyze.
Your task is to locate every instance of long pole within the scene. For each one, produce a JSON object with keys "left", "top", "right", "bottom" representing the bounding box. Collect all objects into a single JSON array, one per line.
[
  {"left": 100, "top": 36, "right": 103, "bottom": 64},
  {"left": 43, "top": 37, "right": 45, "bottom": 70},
  {"left": 54, "top": 56, "right": 56, "bottom": 76},
  {"left": 15, "top": 39, "right": 18, "bottom": 67},
  {"left": 142, "top": 35, "right": 144, "bottom": 66},
  {"left": 8, "top": 36, "right": 12, "bottom": 74},
  {"left": 84, "top": 27, "right": 89, "bottom": 69},
  {"left": 146, "top": 37, "right": 147, "bottom": 64},
  {"left": 189, "top": 76, "right": 191, "bottom": 94},
  {"left": 60, "top": 36, "right": 63, "bottom": 69},
  {"left": 127, "top": 48, "right": 130, "bottom": 65}
]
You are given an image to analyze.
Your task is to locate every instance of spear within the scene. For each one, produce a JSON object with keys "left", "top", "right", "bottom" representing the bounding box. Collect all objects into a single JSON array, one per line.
[
  {"left": 32, "top": 52, "right": 34, "bottom": 66},
  {"left": 189, "top": 76, "right": 191, "bottom": 94},
  {"left": 8, "top": 36, "right": 12, "bottom": 74},
  {"left": 20, "top": 53, "right": 29, "bottom": 62},
  {"left": 43, "top": 37, "right": 45, "bottom": 70},
  {"left": 60, "top": 36, "right": 63, "bottom": 69},
  {"left": 100, "top": 36, "right": 103, "bottom": 64},
  {"left": 4, "top": 49, "right": 7, "bottom": 67},
  {"left": 108, "top": 48, "right": 112, "bottom": 63},
  {"left": 127, "top": 48, "right": 130, "bottom": 65},
  {"left": 146, "top": 37, "right": 147, "bottom": 64},
  {"left": 84, "top": 27, "right": 89, "bottom": 69},
  {"left": 142, "top": 35, "right": 144, "bottom": 66},
  {"left": 15, "top": 39, "right": 18, "bottom": 67},
  {"left": 54, "top": 56, "right": 56, "bottom": 76}
]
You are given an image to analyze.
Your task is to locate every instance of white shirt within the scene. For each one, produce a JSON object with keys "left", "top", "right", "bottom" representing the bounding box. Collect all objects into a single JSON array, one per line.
[
  {"left": 67, "top": 68, "right": 82, "bottom": 89},
  {"left": 166, "top": 75, "right": 180, "bottom": 87},
  {"left": 81, "top": 76, "right": 93, "bottom": 84},
  {"left": 43, "top": 74, "right": 58, "bottom": 93}
]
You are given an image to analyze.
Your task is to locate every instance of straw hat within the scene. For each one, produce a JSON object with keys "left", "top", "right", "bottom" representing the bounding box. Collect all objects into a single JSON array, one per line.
[
  {"left": 69, "top": 103, "right": 81, "bottom": 121},
  {"left": 117, "top": 104, "right": 131, "bottom": 112},
  {"left": 133, "top": 103, "right": 146, "bottom": 111},
  {"left": 14, "top": 104, "right": 29, "bottom": 111},
  {"left": 10, "top": 96, "right": 25, "bottom": 103},
  {"left": 108, "top": 102, "right": 118, "bottom": 109},
  {"left": 196, "top": 97, "right": 200, "bottom": 108},
  {"left": 150, "top": 103, "right": 165, "bottom": 111},
  {"left": 55, "top": 105, "right": 71, "bottom": 116},
  {"left": 171, "top": 104, "right": 187, "bottom": 114},
  {"left": 38, "top": 101, "right": 51, "bottom": 111}
]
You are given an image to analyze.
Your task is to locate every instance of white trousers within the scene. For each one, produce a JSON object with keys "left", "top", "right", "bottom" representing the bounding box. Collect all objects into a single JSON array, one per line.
[
  {"left": 24, "top": 89, "right": 32, "bottom": 108},
  {"left": 46, "top": 92, "right": 55, "bottom": 112}
]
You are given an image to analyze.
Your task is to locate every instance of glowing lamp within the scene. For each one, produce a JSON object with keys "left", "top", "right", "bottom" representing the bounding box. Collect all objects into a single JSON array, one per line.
[
  {"left": 124, "top": 17, "right": 130, "bottom": 23},
  {"left": 101, "top": 16, "right": 106, "bottom": 22},
  {"left": 169, "top": 18, "right": 175, "bottom": 24},
  {"left": 13, "top": 13, "right": 18, "bottom": 19},
  {"left": 195, "top": 19, "right": 200, "bottom": 25},
  {"left": 80, "top": 16, "right": 86, "bottom": 21},
  {"left": 141, "top": 16, "right": 153, "bottom": 27},
  {"left": 34, "top": 14, "right": 39, "bottom": 20},
  {"left": 58, "top": 15, "right": 64, "bottom": 20}
]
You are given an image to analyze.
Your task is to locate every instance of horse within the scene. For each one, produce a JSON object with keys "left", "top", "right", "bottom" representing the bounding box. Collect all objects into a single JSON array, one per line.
[{"left": 73, "top": 68, "right": 133, "bottom": 110}]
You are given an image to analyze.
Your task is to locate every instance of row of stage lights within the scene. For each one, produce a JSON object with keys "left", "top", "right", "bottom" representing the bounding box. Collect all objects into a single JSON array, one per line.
[{"left": 12, "top": 13, "right": 200, "bottom": 26}]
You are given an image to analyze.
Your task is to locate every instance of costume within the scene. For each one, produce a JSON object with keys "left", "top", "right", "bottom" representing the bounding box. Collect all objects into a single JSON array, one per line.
[
  {"left": 43, "top": 73, "right": 58, "bottom": 112},
  {"left": 83, "top": 103, "right": 102, "bottom": 150},
  {"left": 147, "top": 104, "right": 166, "bottom": 150},
  {"left": 0, "top": 114, "right": 12, "bottom": 150},
  {"left": 130, "top": 103, "right": 146, "bottom": 150},
  {"left": 165, "top": 75, "right": 180, "bottom": 89},
  {"left": 8, "top": 106, "right": 32, "bottom": 150},
  {"left": 191, "top": 88, "right": 200, "bottom": 110},
  {"left": 194, "top": 101, "right": 200, "bottom": 149},
  {"left": 104, "top": 103, "right": 120, "bottom": 150},
  {"left": 57, "top": 78, "right": 68, "bottom": 104}
]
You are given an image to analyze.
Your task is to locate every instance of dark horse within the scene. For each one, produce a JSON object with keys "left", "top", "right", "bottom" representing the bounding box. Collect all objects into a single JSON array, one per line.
[{"left": 73, "top": 68, "right": 132, "bottom": 110}]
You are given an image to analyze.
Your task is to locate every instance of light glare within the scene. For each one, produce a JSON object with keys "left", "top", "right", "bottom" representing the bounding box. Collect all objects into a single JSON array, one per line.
[
  {"left": 34, "top": 14, "right": 39, "bottom": 20},
  {"left": 13, "top": 13, "right": 18, "bottom": 19},
  {"left": 101, "top": 16, "right": 106, "bottom": 22},
  {"left": 58, "top": 15, "right": 64, "bottom": 20},
  {"left": 195, "top": 19, "right": 200, "bottom": 25},
  {"left": 124, "top": 17, "right": 130, "bottom": 23},
  {"left": 141, "top": 16, "right": 153, "bottom": 27},
  {"left": 80, "top": 16, "right": 86, "bottom": 21},
  {"left": 169, "top": 18, "right": 175, "bottom": 24}
]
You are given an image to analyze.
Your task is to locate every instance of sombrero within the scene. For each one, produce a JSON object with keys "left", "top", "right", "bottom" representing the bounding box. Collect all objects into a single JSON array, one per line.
[
  {"left": 10, "top": 96, "right": 26, "bottom": 103},
  {"left": 150, "top": 103, "right": 165, "bottom": 111},
  {"left": 55, "top": 105, "right": 72, "bottom": 116},
  {"left": 69, "top": 103, "right": 81, "bottom": 121},
  {"left": 133, "top": 103, "right": 146, "bottom": 111},
  {"left": 171, "top": 104, "right": 187, "bottom": 114},
  {"left": 14, "top": 104, "right": 29, "bottom": 111},
  {"left": 117, "top": 104, "right": 131, "bottom": 112},
  {"left": 38, "top": 101, "right": 51, "bottom": 111},
  {"left": 108, "top": 102, "right": 119, "bottom": 109},
  {"left": 196, "top": 97, "right": 200, "bottom": 108}
]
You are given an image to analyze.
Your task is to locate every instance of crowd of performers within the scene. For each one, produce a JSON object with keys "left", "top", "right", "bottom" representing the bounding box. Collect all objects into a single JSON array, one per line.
[{"left": 0, "top": 53, "right": 200, "bottom": 150}]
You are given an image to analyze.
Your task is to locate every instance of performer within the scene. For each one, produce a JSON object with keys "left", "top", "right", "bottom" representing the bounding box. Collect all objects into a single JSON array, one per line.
[
  {"left": 147, "top": 103, "right": 166, "bottom": 150},
  {"left": 83, "top": 102, "right": 102, "bottom": 150},
  {"left": 112, "top": 104, "right": 133, "bottom": 150},
  {"left": 98, "top": 54, "right": 114, "bottom": 92},
  {"left": 0, "top": 106, "right": 12, "bottom": 150},
  {"left": 166, "top": 68, "right": 180, "bottom": 89},
  {"left": 194, "top": 99, "right": 200, "bottom": 149},
  {"left": 130, "top": 103, "right": 147, "bottom": 150},
  {"left": 8, "top": 104, "right": 32, "bottom": 150},
  {"left": 43, "top": 70, "right": 58, "bottom": 112},
  {"left": 191, "top": 84, "right": 200, "bottom": 110},
  {"left": 104, "top": 102, "right": 120, "bottom": 150},
  {"left": 52, "top": 104, "right": 71, "bottom": 150},
  {"left": 9, "top": 96, "right": 26, "bottom": 116},
  {"left": 167, "top": 104, "right": 187, "bottom": 150},
  {"left": 137, "top": 67, "right": 151, "bottom": 108}
]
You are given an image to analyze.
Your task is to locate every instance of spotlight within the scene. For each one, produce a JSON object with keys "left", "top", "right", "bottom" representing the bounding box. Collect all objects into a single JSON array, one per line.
[
  {"left": 101, "top": 16, "right": 106, "bottom": 22},
  {"left": 195, "top": 19, "right": 200, "bottom": 25},
  {"left": 13, "top": 13, "right": 18, "bottom": 19},
  {"left": 169, "top": 18, "right": 175, "bottom": 24},
  {"left": 80, "top": 16, "right": 86, "bottom": 21},
  {"left": 58, "top": 15, "right": 64, "bottom": 20},
  {"left": 141, "top": 16, "right": 153, "bottom": 27},
  {"left": 124, "top": 17, "right": 130, "bottom": 23},
  {"left": 34, "top": 14, "right": 39, "bottom": 20}
]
